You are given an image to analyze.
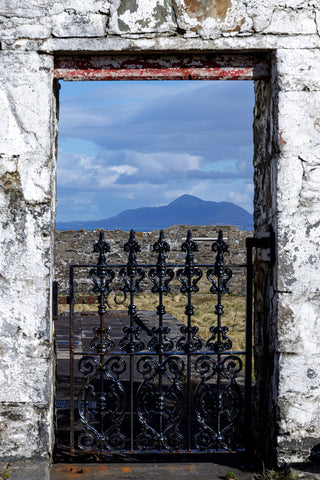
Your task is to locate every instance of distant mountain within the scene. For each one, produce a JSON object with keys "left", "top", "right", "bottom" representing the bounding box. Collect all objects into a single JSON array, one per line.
[{"left": 56, "top": 194, "right": 253, "bottom": 231}]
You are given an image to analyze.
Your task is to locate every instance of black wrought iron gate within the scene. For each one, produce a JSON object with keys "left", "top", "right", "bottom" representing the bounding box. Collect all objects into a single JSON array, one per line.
[{"left": 67, "top": 229, "right": 253, "bottom": 457}]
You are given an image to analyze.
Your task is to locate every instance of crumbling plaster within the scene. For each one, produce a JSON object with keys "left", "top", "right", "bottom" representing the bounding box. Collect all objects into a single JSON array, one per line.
[{"left": 0, "top": 0, "right": 320, "bottom": 466}]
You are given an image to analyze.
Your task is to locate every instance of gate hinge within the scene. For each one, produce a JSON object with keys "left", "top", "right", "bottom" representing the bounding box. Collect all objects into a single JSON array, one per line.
[{"left": 246, "top": 230, "right": 275, "bottom": 263}]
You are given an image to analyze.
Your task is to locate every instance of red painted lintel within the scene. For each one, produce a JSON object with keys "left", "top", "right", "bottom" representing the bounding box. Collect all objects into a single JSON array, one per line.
[{"left": 54, "top": 54, "right": 269, "bottom": 81}]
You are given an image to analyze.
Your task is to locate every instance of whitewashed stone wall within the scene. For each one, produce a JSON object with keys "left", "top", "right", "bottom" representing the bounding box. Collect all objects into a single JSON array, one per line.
[
  {"left": 0, "top": 51, "right": 57, "bottom": 459},
  {"left": 274, "top": 48, "right": 320, "bottom": 464},
  {"left": 0, "top": 0, "right": 319, "bottom": 466}
]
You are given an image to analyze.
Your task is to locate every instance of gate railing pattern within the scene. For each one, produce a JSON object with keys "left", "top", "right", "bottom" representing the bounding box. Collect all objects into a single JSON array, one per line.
[{"left": 69, "top": 229, "right": 251, "bottom": 455}]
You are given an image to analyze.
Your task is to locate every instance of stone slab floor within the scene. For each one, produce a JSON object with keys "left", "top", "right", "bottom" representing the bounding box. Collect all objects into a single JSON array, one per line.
[
  {"left": 0, "top": 461, "right": 256, "bottom": 480},
  {"left": 1, "top": 460, "right": 320, "bottom": 480}
]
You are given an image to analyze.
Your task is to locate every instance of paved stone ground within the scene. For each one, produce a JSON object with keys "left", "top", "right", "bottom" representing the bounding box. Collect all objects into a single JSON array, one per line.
[
  {"left": 0, "top": 460, "right": 257, "bottom": 480},
  {"left": 1, "top": 460, "right": 320, "bottom": 480},
  {"left": 50, "top": 462, "right": 256, "bottom": 480}
]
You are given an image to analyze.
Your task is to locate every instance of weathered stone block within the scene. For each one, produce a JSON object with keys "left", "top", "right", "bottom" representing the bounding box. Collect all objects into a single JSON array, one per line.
[
  {"left": 277, "top": 293, "right": 320, "bottom": 354},
  {"left": 0, "top": 403, "right": 52, "bottom": 459},
  {"left": 315, "top": 10, "right": 320, "bottom": 33},
  {"left": 277, "top": 92, "right": 320, "bottom": 162},
  {"left": 262, "top": 8, "right": 317, "bottom": 34},
  {"left": 58, "top": 0, "right": 110, "bottom": 15},
  {"left": 5, "top": 82, "right": 52, "bottom": 153},
  {"left": 52, "top": 11, "right": 107, "bottom": 38},
  {"left": 0, "top": 51, "right": 53, "bottom": 75},
  {"left": 0, "top": 53, "right": 54, "bottom": 155},
  {"left": 15, "top": 23, "right": 50, "bottom": 39},
  {"left": 0, "top": 352, "right": 51, "bottom": 403},
  {"left": 278, "top": 353, "right": 320, "bottom": 437},
  {"left": 0, "top": 1, "right": 59, "bottom": 19},
  {"left": 108, "top": 0, "right": 177, "bottom": 35},
  {"left": 0, "top": 91, "right": 27, "bottom": 155},
  {"left": 0, "top": 17, "right": 51, "bottom": 40},
  {"left": 276, "top": 49, "right": 320, "bottom": 92},
  {"left": 0, "top": 279, "right": 51, "bottom": 337},
  {"left": 276, "top": 155, "right": 303, "bottom": 216},
  {"left": 18, "top": 154, "right": 54, "bottom": 204},
  {"left": 275, "top": 93, "right": 320, "bottom": 293},
  {"left": 0, "top": 153, "right": 55, "bottom": 207},
  {"left": 248, "top": 5, "right": 274, "bottom": 32},
  {"left": 277, "top": 212, "right": 320, "bottom": 294},
  {"left": 173, "top": 0, "right": 252, "bottom": 38}
]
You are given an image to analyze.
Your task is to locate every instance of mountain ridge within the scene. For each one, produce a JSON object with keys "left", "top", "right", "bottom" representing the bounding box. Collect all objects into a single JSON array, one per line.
[{"left": 56, "top": 194, "right": 253, "bottom": 231}]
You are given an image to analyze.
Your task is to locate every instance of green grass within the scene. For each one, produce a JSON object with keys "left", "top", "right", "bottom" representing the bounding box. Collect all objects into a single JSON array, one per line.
[
  {"left": 134, "top": 291, "right": 246, "bottom": 351},
  {"left": 61, "top": 286, "right": 247, "bottom": 352}
]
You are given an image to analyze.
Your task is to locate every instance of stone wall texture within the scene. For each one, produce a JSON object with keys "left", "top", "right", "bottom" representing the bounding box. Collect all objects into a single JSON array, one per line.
[
  {"left": 54, "top": 225, "right": 250, "bottom": 296},
  {"left": 0, "top": 0, "right": 320, "bottom": 466}
]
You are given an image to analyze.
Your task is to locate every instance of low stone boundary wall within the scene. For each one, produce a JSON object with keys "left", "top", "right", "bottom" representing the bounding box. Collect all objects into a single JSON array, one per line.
[{"left": 54, "top": 225, "right": 251, "bottom": 297}]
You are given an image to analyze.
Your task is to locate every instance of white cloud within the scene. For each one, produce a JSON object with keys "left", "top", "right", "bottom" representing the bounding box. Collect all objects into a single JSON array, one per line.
[
  {"left": 58, "top": 149, "right": 203, "bottom": 189},
  {"left": 109, "top": 165, "right": 138, "bottom": 175},
  {"left": 228, "top": 186, "right": 253, "bottom": 212}
]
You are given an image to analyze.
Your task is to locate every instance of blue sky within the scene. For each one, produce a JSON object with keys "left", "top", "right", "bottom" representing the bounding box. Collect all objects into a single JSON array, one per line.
[{"left": 57, "top": 80, "right": 254, "bottom": 222}]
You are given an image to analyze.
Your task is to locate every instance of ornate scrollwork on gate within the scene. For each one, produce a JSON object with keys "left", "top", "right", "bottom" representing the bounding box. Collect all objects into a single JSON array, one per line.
[
  {"left": 192, "top": 230, "right": 243, "bottom": 451},
  {"left": 194, "top": 355, "right": 242, "bottom": 450},
  {"left": 147, "top": 230, "right": 175, "bottom": 352},
  {"left": 136, "top": 355, "right": 185, "bottom": 451},
  {"left": 89, "top": 231, "right": 115, "bottom": 317},
  {"left": 119, "top": 230, "right": 146, "bottom": 353},
  {"left": 207, "top": 230, "right": 232, "bottom": 295},
  {"left": 88, "top": 230, "right": 116, "bottom": 352},
  {"left": 206, "top": 230, "right": 233, "bottom": 353},
  {"left": 176, "top": 230, "right": 203, "bottom": 353},
  {"left": 148, "top": 230, "right": 174, "bottom": 295},
  {"left": 77, "top": 355, "right": 127, "bottom": 451},
  {"left": 195, "top": 355, "right": 242, "bottom": 450}
]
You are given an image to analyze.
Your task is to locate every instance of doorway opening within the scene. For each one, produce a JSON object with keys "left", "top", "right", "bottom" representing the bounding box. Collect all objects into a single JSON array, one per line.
[{"left": 53, "top": 53, "right": 268, "bottom": 461}]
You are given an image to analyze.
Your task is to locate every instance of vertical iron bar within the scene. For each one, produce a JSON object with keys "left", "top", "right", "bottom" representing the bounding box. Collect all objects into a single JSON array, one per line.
[
  {"left": 177, "top": 230, "right": 202, "bottom": 451},
  {"left": 130, "top": 354, "right": 134, "bottom": 451},
  {"left": 119, "top": 230, "right": 145, "bottom": 451},
  {"left": 69, "top": 265, "right": 75, "bottom": 454},
  {"left": 217, "top": 271, "right": 222, "bottom": 437},
  {"left": 130, "top": 286, "right": 134, "bottom": 451},
  {"left": 99, "top": 367, "right": 104, "bottom": 451},
  {"left": 150, "top": 230, "right": 173, "bottom": 450},
  {"left": 206, "top": 230, "right": 232, "bottom": 449},
  {"left": 245, "top": 239, "right": 253, "bottom": 454},
  {"left": 158, "top": 287, "right": 163, "bottom": 448},
  {"left": 187, "top": 284, "right": 192, "bottom": 451}
]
